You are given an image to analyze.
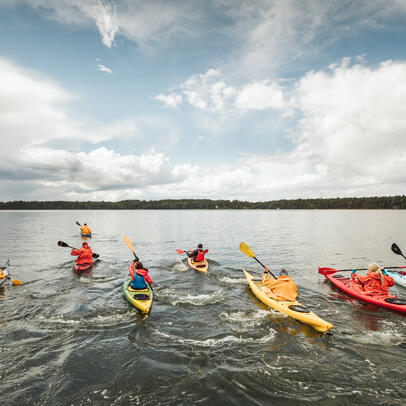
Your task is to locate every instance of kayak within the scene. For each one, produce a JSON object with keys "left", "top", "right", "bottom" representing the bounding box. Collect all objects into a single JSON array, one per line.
[
  {"left": 187, "top": 257, "right": 208, "bottom": 273},
  {"left": 243, "top": 269, "right": 333, "bottom": 333},
  {"left": 74, "top": 262, "right": 93, "bottom": 275},
  {"left": 81, "top": 233, "right": 91, "bottom": 237},
  {"left": 387, "top": 271, "right": 406, "bottom": 288},
  {"left": 0, "top": 269, "right": 8, "bottom": 286},
  {"left": 319, "top": 267, "right": 406, "bottom": 313},
  {"left": 123, "top": 275, "right": 153, "bottom": 314}
]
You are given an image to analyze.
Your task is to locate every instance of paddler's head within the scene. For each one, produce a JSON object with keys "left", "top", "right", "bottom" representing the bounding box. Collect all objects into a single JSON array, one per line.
[
  {"left": 198, "top": 243, "right": 203, "bottom": 250},
  {"left": 279, "top": 269, "right": 288, "bottom": 276},
  {"left": 367, "top": 263, "right": 380, "bottom": 274},
  {"left": 82, "top": 242, "right": 88, "bottom": 248},
  {"left": 135, "top": 261, "right": 144, "bottom": 269}
]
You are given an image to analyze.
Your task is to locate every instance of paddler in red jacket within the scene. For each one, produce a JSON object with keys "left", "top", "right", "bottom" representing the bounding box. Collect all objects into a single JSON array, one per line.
[
  {"left": 262, "top": 268, "right": 298, "bottom": 301},
  {"left": 71, "top": 242, "right": 93, "bottom": 265},
  {"left": 351, "top": 263, "right": 394, "bottom": 295},
  {"left": 188, "top": 244, "right": 208, "bottom": 262},
  {"left": 128, "top": 261, "right": 152, "bottom": 290}
]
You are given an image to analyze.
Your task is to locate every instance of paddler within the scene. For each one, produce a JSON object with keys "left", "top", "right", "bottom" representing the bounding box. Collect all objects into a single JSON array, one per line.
[
  {"left": 71, "top": 242, "right": 93, "bottom": 265},
  {"left": 128, "top": 261, "right": 152, "bottom": 291},
  {"left": 80, "top": 223, "right": 91, "bottom": 235},
  {"left": 262, "top": 267, "right": 298, "bottom": 301},
  {"left": 351, "top": 263, "right": 394, "bottom": 295},
  {"left": 187, "top": 244, "right": 208, "bottom": 262}
]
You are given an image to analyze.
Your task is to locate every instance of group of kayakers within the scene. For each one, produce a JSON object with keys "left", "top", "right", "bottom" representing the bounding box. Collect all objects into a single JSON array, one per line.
[
  {"left": 262, "top": 263, "right": 395, "bottom": 302},
  {"left": 127, "top": 244, "right": 209, "bottom": 290},
  {"left": 72, "top": 223, "right": 393, "bottom": 299}
]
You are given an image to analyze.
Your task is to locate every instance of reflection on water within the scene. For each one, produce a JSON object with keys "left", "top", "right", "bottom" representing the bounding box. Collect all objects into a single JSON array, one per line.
[{"left": 0, "top": 209, "right": 405, "bottom": 405}]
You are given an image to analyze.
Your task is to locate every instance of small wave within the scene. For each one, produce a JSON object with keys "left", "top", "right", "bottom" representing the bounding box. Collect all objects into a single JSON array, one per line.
[
  {"left": 79, "top": 275, "right": 116, "bottom": 283},
  {"left": 159, "top": 288, "right": 226, "bottom": 306},
  {"left": 349, "top": 330, "right": 405, "bottom": 346},
  {"left": 219, "top": 310, "right": 270, "bottom": 331},
  {"left": 155, "top": 329, "right": 276, "bottom": 347},
  {"left": 172, "top": 263, "right": 188, "bottom": 272},
  {"left": 36, "top": 311, "right": 133, "bottom": 327},
  {"left": 217, "top": 276, "right": 246, "bottom": 285}
]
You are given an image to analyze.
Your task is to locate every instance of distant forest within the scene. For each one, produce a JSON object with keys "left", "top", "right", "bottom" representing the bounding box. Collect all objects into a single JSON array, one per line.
[{"left": 0, "top": 196, "right": 405, "bottom": 209}]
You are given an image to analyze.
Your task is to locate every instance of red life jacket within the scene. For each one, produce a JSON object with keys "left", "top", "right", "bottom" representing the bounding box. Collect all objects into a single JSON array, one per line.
[
  {"left": 71, "top": 243, "right": 93, "bottom": 265},
  {"left": 194, "top": 249, "right": 208, "bottom": 262},
  {"left": 128, "top": 262, "right": 152, "bottom": 285}
]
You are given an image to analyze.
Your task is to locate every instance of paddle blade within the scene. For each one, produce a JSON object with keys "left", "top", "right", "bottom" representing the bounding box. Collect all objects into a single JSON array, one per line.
[
  {"left": 76, "top": 221, "right": 81, "bottom": 226},
  {"left": 318, "top": 267, "right": 338, "bottom": 276},
  {"left": 391, "top": 243, "right": 403, "bottom": 256},
  {"left": 123, "top": 235, "right": 135, "bottom": 254},
  {"left": 58, "top": 241, "right": 69, "bottom": 248},
  {"left": 239, "top": 242, "right": 255, "bottom": 258},
  {"left": 176, "top": 249, "right": 185, "bottom": 254},
  {"left": 10, "top": 278, "right": 22, "bottom": 286}
]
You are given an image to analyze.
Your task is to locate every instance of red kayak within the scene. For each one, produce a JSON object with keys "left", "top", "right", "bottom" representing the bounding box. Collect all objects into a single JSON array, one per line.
[
  {"left": 74, "top": 262, "right": 93, "bottom": 275},
  {"left": 318, "top": 267, "right": 406, "bottom": 313}
]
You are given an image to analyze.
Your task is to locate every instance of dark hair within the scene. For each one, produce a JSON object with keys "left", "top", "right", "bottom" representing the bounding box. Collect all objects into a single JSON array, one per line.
[
  {"left": 198, "top": 243, "right": 203, "bottom": 249},
  {"left": 84, "top": 223, "right": 87, "bottom": 225},
  {"left": 135, "top": 261, "right": 144, "bottom": 269}
]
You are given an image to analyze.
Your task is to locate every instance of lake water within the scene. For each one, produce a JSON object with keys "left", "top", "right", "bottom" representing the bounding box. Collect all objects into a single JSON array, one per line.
[{"left": 0, "top": 210, "right": 405, "bottom": 405}]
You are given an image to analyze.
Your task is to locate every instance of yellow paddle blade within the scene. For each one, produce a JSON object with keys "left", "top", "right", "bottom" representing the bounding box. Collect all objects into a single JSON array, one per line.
[
  {"left": 123, "top": 235, "right": 135, "bottom": 254},
  {"left": 10, "top": 278, "right": 22, "bottom": 286},
  {"left": 239, "top": 242, "right": 255, "bottom": 258}
]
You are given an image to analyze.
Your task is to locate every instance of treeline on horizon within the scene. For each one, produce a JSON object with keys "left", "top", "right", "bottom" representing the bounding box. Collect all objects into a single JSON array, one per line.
[{"left": 0, "top": 196, "right": 404, "bottom": 210}]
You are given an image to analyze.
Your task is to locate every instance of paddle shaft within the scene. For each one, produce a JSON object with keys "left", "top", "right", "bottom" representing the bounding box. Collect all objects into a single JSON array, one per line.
[
  {"left": 253, "top": 256, "right": 277, "bottom": 279},
  {"left": 336, "top": 266, "right": 406, "bottom": 272}
]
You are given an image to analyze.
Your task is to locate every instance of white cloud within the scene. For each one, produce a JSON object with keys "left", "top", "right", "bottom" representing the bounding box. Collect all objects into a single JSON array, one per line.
[
  {"left": 96, "top": 63, "right": 112, "bottom": 74},
  {"left": 235, "top": 80, "right": 287, "bottom": 111},
  {"left": 156, "top": 69, "right": 287, "bottom": 114},
  {"left": 153, "top": 93, "right": 182, "bottom": 109}
]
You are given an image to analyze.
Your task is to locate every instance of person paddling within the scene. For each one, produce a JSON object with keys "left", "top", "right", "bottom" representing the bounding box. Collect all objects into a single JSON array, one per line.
[
  {"left": 262, "top": 267, "right": 298, "bottom": 301},
  {"left": 351, "top": 263, "right": 394, "bottom": 295},
  {"left": 71, "top": 242, "right": 93, "bottom": 265},
  {"left": 80, "top": 223, "right": 91, "bottom": 235},
  {"left": 188, "top": 244, "right": 208, "bottom": 262},
  {"left": 128, "top": 261, "right": 152, "bottom": 291}
]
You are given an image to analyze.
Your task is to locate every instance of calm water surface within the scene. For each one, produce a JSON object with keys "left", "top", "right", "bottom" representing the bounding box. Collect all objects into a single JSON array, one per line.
[{"left": 0, "top": 210, "right": 405, "bottom": 405}]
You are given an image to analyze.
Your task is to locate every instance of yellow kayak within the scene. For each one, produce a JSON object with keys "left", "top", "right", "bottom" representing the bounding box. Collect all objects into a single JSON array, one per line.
[
  {"left": 123, "top": 275, "right": 153, "bottom": 314},
  {"left": 243, "top": 269, "right": 333, "bottom": 333},
  {"left": 188, "top": 257, "right": 208, "bottom": 273}
]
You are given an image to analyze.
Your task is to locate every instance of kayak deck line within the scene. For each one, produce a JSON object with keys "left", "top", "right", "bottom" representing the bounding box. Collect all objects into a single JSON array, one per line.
[{"left": 243, "top": 269, "right": 333, "bottom": 333}]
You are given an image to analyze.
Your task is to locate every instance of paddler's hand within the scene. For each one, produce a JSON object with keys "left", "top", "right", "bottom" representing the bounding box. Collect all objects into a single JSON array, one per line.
[
  {"left": 351, "top": 269, "right": 356, "bottom": 274},
  {"left": 382, "top": 269, "right": 388, "bottom": 275},
  {"left": 264, "top": 266, "right": 270, "bottom": 274}
]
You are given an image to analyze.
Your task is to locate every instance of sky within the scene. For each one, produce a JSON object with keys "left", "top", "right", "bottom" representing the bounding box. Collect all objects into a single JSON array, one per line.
[{"left": 0, "top": 0, "right": 405, "bottom": 202}]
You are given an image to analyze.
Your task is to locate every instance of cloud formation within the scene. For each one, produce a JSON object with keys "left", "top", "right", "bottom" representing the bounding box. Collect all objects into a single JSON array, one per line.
[{"left": 1, "top": 53, "right": 405, "bottom": 201}]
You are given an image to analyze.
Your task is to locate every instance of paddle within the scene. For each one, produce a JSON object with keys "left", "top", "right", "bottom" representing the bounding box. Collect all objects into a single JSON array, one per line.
[
  {"left": 176, "top": 249, "right": 187, "bottom": 255},
  {"left": 318, "top": 266, "right": 406, "bottom": 276},
  {"left": 76, "top": 221, "right": 82, "bottom": 227},
  {"left": 123, "top": 235, "right": 139, "bottom": 262},
  {"left": 0, "top": 260, "right": 22, "bottom": 286},
  {"left": 57, "top": 241, "right": 100, "bottom": 259},
  {"left": 392, "top": 243, "right": 406, "bottom": 261},
  {"left": 239, "top": 242, "right": 277, "bottom": 279}
]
